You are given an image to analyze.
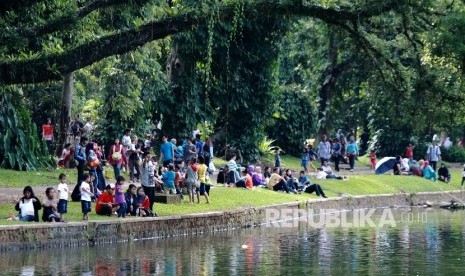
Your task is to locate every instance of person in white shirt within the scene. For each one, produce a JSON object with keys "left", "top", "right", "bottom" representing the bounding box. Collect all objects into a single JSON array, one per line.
[
  {"left": 122, "top": 128, "right": 132, "bottom": 150},
  {"left": 426, "top": 141, "right": 441, "bottom": 171},
  {"left": 80, "top": 173, "right": 93, "bottom": 220},
  {"left": 57, "top": 173, "right": 69, "bottom": 220},
  {"left": 318, "top": 161, "right": 346, "bottom": 180},
  {"left": 84, "top": 117, "right": 93, "bottom": 137},
  {"left": 318, "top": 135, "right": 331, "bottom": 165}
]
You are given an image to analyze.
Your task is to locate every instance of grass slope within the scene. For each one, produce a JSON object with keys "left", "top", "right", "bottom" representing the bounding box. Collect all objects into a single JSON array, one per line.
[{"left": 0, "top": 157, "right": 462, "bottom": 225}]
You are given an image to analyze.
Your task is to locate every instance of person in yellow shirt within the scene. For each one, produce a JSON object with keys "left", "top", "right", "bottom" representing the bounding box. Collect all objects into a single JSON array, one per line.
[
  {"left": 197, "top": 156, "right": 211, "bottom": 204},
  {"left": 267, "top": 168, "right": 291, "bottom": 193}
]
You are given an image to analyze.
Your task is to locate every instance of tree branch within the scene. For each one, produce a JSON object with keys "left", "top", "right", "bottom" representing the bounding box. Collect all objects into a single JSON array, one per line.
[
  {"left": 0, "top": 0, "right": 405, "bottom": 85},
  {"left": 20, "top": 0, "right": 148, "bottom": 38}
]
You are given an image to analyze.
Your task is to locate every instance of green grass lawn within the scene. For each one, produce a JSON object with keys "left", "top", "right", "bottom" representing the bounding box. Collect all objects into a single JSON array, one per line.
[{"left": 0, "top": 161, "right": 463, "bottom": 225}]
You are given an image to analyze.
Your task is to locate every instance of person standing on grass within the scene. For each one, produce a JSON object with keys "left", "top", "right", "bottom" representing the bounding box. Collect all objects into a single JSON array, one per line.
[
  {"left": 159, "top": 135, "right": 174, "bottom": 167},
  {"left": 74, "top": 136, "right": 88, "bottom": 189},
  {"left": 346, "top": 135, "right": 358, "bottom": 172},
  {"left": 369, "top": 150, "right": 377, "bottom": 171},
  {"left": 80, "top": 173, "right": 93, "bottom": 221},
  {"left": 461, "top": 164, "right": 465, "bottom": 189},
  {"left": 186, "top": 157, "right": 199, "bottom": 204},
  {"left": 318, "top": 135, "right": 331, "bottom": 165},
  {"left": 114, "top": 176, "right": 127, "bottom": 218},
  {"left": 57, "top": 173, "right": 69, "bottom": 221},
  {"left": 405, "top": 143, "right": 415, "bottom": 164},
  {"left": 42, "top": 118, "right": 54, "bottom": 154},
  {"left": 109, "top": 138, "right": 127, "bottom": 180},
  {"left": 128, "top": 144, "right": 142, "bottom": 183},
  {"left": 274, "top": 148, "right": 281, "bottom": 168},
  {"left": 426, "top": 141, "right": 441, "bottom": 171},
  {"left": 141, "top": 152, "right": 156, "bottom": 211},
  {"left": 301, "top": 147, "right": 310, "bottom": 174},
  {"left": 331, "top": 138, "right": 342, "bottom": 172},
  {"left": 197, "top": 156, "right": 211, "bottom": 203}
]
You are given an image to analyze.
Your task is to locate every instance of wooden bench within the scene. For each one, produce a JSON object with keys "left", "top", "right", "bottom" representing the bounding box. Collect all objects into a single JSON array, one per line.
[{"left": 154, "top": 193, "right": 182, "bottom": 204}]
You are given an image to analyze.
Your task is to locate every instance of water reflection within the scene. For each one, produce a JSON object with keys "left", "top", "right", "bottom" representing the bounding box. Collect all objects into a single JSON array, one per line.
[{"left": 1, "top": 208, "right": 465, "bottom": 275}]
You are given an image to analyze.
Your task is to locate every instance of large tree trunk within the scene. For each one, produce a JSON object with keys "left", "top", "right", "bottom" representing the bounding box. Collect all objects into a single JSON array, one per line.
[
  {"left": 316, "top": 30, "right": 353, "bottom": 143},
  {"left": 56, "top": 72, "right": 73, "bottom": 155}
]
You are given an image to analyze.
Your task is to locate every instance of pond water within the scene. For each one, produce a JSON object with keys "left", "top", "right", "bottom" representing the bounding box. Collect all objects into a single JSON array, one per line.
[{"left": 2, "top": 208, "right": 465, "bottom": 275}]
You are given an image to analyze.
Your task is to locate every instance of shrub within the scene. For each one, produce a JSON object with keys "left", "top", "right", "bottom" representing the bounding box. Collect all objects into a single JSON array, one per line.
[{"left": 441, "top": 146, "right": 465, "bottom": 163}]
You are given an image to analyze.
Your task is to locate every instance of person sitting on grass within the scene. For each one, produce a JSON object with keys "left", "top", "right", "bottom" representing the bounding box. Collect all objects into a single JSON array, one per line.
[
  {"left": 10, "top": 186, "right": 42, "bottom": 222},
  {"left": 284, "top": 169, "right": 299, "bottom": 192},
  {"left": 422, "top": 161, "right": 437, "bottom": 182},
  {"left": 321, "top": 161, "right": 346, "bottom": 180},
  {"left": 297, "top": 170, "right": 327, "bottom": 197},
  {"left": 124, "top": 184, "right": 138, "bottom": 216},
  {"left": 96, "top": 185, "right": 119, "bottom": 216},
  {"left": 437, "top": 163, "right": 451, "bottom": 183},
  {"left": 235, "top": 168, "right": 253, "bottom": 189},
  {"left": 42, "top": 187, "right": 63, "bottom": 222},
  {"left": 162, "top": 164, "right": 176, "bottom": 195},
  {"left": 252, "top": 166, "right": 266, "bottom": 186},
  {"left": 135, "top": 187, "right": 155, "bottom": 217},
  {"left": 316, "top": 167, "right": 347, "bottom": 180},
  {"left": 267, "top": 167, "right": 294, "bottom": 194}
]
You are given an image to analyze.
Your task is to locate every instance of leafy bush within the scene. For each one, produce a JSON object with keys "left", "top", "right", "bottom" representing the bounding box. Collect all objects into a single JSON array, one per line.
[
  {"left": 267, "top": 87, "right": 315, "bottom": 156},
  {"left": 441, "top": 146, "right": 465, "bottom": 163},
  {"left": 0, "top": 94, "right": 55, "bottom": 170}
]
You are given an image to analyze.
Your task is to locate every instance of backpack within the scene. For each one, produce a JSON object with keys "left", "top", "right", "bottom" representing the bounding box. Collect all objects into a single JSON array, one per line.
[{"left": 112, "top": 145, "right": 123, "bottom": 161}]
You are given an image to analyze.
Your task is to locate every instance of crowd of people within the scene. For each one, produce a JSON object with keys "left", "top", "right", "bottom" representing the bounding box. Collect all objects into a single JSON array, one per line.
[
  {"left": 17, "top": 120, "right": 462, "bottom": 223},
  {"left": 389, "top": 140, "right": 453, "bottom": 184}
]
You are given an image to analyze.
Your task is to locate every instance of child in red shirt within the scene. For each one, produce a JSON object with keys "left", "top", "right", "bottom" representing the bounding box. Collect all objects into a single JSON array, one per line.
[
  {"left": 370, "top": 150, "right": 377, "bottom": 171},
  {"left": 405, "top": 143, "right": 414, "bottom": 163}
]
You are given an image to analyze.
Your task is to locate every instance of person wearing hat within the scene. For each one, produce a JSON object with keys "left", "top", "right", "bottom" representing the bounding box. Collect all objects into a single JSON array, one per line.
[{"left": 95, "top": 184, "right": 119, "bottom": 216}]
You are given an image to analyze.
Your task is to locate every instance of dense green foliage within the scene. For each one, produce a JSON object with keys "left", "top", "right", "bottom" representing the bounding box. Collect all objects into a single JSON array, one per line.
[
  {"left": 3, "top": 0, "right": 465, "bottom": 167},
  {"left": 267, "top": 87, "right": 315, "bottom": 155},
  {"left": 0, "top": 94, "right": 55, "bottom": 170}
]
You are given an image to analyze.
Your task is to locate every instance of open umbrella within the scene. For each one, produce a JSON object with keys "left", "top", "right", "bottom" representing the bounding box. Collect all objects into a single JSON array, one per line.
[{"left": 375, "top": 157, "right": 397, "bottom": 175}]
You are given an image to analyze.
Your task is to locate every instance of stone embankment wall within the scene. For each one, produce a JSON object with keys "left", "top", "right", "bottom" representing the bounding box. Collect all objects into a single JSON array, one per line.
[{"left": 1, "top": 191, "right": 463, "bottom": 252}]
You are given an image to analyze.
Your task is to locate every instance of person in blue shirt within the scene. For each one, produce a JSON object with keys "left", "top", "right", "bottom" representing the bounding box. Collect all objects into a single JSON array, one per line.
[
  {"left": 159, "top": 135, "right": 174, "bottom": 167},
  {"left": 297, "top": 171, "right": 327, "bottom": 198},
  {"left": 195, "top": 134, "right": 203, "bottom": 157},
  {"left": 275, "top": 148, "right": 281, "bottom": 168},
  {"left": 74, "top": 136, "right": 88, "bottom": 188},
  {"left": 162, "top": 164, "right": 176, "bottom": 194}
]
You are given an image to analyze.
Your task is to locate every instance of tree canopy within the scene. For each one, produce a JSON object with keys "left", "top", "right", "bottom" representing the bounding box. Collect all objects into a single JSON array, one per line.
[
  {"left": 3, "top": 0, "right": 465, "bottom": 168},
  {"left": 1, "top": 0, "right": 422, "bottom": 84}
]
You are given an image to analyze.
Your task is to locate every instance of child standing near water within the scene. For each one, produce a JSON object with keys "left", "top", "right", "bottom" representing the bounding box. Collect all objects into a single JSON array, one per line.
[
  {"left": 114, "top": 176, "right": 127, "bottom": 217},
  {"left": 80, "top": 173, "right": 93, "bottom": 220},
  {"left": 57, "top": 173, "right": 69, "bottom": 221}
]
